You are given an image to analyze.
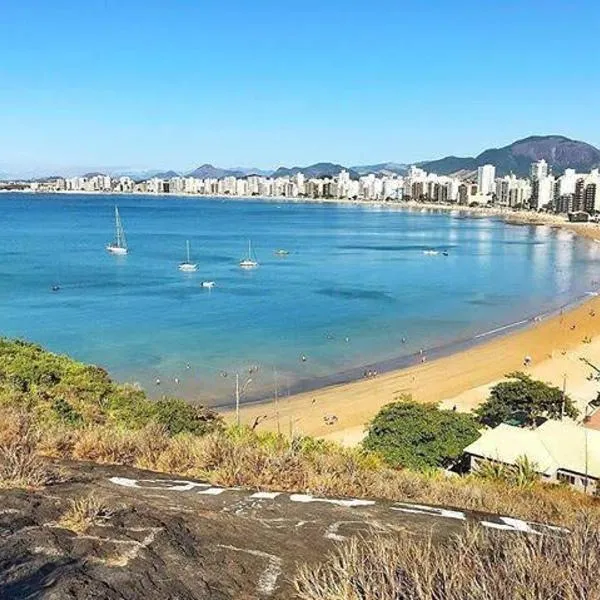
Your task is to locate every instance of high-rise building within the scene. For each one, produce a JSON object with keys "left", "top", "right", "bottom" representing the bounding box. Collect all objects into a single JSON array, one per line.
[
  {"left": 477, "top": 164, "right": 495, "bottom": 196},
  {"left": 530, "top": 159, "right": 548, "bottom": 181}
]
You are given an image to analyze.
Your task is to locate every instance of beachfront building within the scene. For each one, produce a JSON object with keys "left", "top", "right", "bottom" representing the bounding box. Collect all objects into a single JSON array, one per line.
[
  {"left": 463, "top": 420, "right": 600, "bottom": 493},
  {"left": 16, "top": 163, "right": 600, "bottom": 215},
  {"left": 477, "top": 164, "right": 495, "bottom": 197},
  {"left": 495, "top": 174, "right": 532, "bottom": 208}
]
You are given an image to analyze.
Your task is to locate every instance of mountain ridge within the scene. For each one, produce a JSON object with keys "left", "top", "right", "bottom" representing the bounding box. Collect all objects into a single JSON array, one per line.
[
  {"left": 5, "top": 135, "right": 600, "bottom": 181},
  {"left": 417, "top": 135, "right": 600, "bottom": 177}
]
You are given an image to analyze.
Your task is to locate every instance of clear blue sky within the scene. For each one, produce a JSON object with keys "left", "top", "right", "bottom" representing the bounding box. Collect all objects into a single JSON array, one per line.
[{"left": 1, "top": 0, "right": 599, "bottom": 175}]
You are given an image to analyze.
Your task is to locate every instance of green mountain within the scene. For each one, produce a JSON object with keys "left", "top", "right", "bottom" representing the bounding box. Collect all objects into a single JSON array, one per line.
[{"left": 418, "top": 135, "right": 600, "bottom": 177}]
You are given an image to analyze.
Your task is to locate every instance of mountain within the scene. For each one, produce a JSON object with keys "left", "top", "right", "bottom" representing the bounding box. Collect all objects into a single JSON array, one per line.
[
  {"left": 418, "top": 135, "right": 600, "bottom": 177},
  {"left": 186, "top": 164, "right": 246, "bottom": 179},
  {"left": 151, "top": 170, "right": 180, "bottom": 179},
  {"left": 351, "top": 162, "right": 409, "bottom": 176},
  {"left": 272, "top": 162, "right": 358, "bottom": 179}
]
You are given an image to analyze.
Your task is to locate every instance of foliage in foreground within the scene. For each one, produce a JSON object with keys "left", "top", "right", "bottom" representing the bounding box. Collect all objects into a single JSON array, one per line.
[
  {"left": 295, "top": 513, "right": 600, "bottom": 600},
  {"left": 0, "top": 338, "right": 222, "bottom": 435},
  {"left": 0, "top": 409, "right": 56, "bottom": 489},
  {"left": 2, "top": 406, "right": 597, "bottom": 526},
  {"left": 475, "top": 371, "right": 579, "bottom": 427},
  {"left": 363, "top": 398, "right": 480, "bottom": 470}
]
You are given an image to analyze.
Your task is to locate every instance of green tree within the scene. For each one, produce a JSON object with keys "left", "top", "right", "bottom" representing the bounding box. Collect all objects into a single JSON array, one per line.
[
  {"left": 363, "top": 398, "right": 480, "bottom": 470},
  {"left": 475, "top": 372, "right": 579, "bottom": 428}
]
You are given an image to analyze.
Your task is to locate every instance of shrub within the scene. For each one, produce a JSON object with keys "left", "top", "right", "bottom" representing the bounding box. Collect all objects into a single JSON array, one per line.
[
  {"left": 475, "top": 455, "right": 540, "bottom": 488},
  {"left": 0, "top": 337, "right": 223, "bottom": 436},
  {"left": 363, "top": 398, "right": 480, "bottom": 470},
  {"left": 58, "top": 495, "right": 110, "bottom": 533},
  {"left": 0, "top": 408, "right": 55, "bottom": 489}
]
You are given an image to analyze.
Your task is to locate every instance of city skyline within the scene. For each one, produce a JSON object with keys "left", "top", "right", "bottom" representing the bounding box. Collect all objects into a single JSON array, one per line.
[{"left": 2, "top": 1, "right": 600, "bottom": 175}]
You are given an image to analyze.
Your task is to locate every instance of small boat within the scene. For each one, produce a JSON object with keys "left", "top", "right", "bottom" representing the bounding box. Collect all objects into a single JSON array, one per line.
[
  {"left": 201, "top": 281, "right": 215, "bottom": 289},
  {"left": 275, "top": 249, "right": 289, "bottom": 256},
  {"left": 442, "top": 251, "right": 449, "bottom": 256},
  {"left": 239, "top": 240, "right": 259, "bottom": 269},
  {"left": 106, "top": 206, "right": 128, "bottom": 255},
  {"left": 178, "top": 240, "right": 198, "bottom": 272}
]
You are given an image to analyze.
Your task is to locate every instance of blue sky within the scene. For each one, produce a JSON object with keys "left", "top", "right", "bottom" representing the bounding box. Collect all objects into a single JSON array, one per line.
[{"left": 1, "top": 0, "right": 599, "bottom": 175}]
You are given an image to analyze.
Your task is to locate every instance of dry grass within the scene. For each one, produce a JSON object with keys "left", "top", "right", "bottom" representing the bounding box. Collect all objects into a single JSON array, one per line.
[
  {"left": 0, "top": 404, "right": 598, "bottom": 525},
  {"left": 58, "top": 494, "right": 110, "bottom": 533},
  {"left": 0, "top": 409, "right": 55, "bottom": 489},
  {"left": 294, "top": 512, "right": 600, "bottom": 600},
  {"left": 38, "top": 421, "right": 598, "bottom": 526}
]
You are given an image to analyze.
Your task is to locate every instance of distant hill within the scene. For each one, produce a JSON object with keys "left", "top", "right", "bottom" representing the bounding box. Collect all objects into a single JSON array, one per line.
[
  {"left": 418, "top": 135, "right": 600, "bottom": 177},
  {"left": 150, "top": 170, "right": 180, "bottom": 179},
  {"left": 351, "top": 162, "right": 409, "bottom": 176},
  {"left": 272, "top": 162, "right": 359, "bottom": 179},
  {"left": 186, "top": 164, "right": 246, "bottom": 179},
  {"left": 82, "top": 171, "right": 107, "bottom": 178}
]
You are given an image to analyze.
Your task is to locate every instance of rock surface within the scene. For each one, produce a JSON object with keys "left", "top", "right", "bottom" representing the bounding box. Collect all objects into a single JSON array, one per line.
[{"left": 0, "top": 461, "right": 560, "bottom": 599}]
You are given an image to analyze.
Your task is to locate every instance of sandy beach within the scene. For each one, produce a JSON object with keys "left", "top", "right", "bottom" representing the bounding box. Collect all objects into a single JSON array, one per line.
[{"left": 227, "top": 220, "right": 600, "bottom": 443}]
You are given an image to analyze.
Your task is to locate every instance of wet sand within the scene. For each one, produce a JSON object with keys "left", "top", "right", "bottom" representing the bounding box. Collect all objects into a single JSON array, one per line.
[{"left": 224, "top": 221, "right": 600, "bottom": 441}]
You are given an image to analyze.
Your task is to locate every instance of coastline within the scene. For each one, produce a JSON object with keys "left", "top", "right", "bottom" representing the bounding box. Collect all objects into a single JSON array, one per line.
[
  {"left": 7, "top": 190, "right": 600, "bottom": 436},
  {"left": 226, "top": 219, "right": 600, "bottom": 441}
]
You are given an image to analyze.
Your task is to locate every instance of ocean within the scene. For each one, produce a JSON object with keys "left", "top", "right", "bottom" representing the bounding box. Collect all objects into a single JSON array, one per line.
[{"left": 2, "top": 193, "right": 600, "bottom": 408}]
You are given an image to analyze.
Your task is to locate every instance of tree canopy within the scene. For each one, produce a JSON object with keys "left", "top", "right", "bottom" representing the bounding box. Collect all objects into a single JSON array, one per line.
[
  {"left": 475, "top": 371, "right": 579, "bottom": 428},
  {"left": 363, "top": 398, "right": 480, "bottom": 470}
]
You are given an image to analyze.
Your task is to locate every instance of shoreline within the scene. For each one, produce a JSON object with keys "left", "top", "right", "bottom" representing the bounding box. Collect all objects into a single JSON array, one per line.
[
  {"left": 213, "top": 289, "right": 595, "bottom": 411},
  {"left": 226, "top": 219, "right": 600, "bottom": 440},
  {"left": 7, "top": 190, "right": 600, "bottom": 434}
]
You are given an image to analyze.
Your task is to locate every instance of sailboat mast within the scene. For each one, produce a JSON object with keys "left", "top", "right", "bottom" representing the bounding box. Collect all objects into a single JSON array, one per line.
[
  {"left": 114, "top": 207, "right": 121, "bottom": 247},
  {"left": 186, "top": 240, "right": 191, "bottom": 262}
]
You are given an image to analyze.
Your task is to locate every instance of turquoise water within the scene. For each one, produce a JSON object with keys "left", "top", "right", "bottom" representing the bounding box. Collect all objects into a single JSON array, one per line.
[{"left": 2, "top": 193, "right": 600, "bottom": 407}]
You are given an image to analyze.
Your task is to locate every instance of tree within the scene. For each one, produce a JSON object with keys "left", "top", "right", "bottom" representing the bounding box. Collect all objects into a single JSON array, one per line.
[
  {"left": 363, "top": 398, "right": 480, "bottom": 470},
  {"left": 475, "top": 372, "right": 579, "bottom": 428}
]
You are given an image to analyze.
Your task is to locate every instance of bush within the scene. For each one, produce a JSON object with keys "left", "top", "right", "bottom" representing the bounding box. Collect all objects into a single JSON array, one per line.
[
  {"left": 363, "top": 398, "right": 480, "bottom": 470},
  {"left": 0, "top": 338, "right": 222, "bottom": 436},
  {"left": 475, "top": 371, "right": 579, "bottom": 428}
]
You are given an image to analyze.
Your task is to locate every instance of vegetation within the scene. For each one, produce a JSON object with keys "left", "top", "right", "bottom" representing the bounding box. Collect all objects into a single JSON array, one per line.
[
  {"left": 0, "top": 338, "right": 222, "bottom": 435},
  {"left": 475, "top": 371, "right": 579, "bottom": 427},
  {"left": 1, "top": 338, "right": 599, "bottom": 527},
  {"left": 363, "top": 398, "right": 480, "bottom": 470},
  {"left": 0, "top": 409, "right": 56, "bottom": 489},
  {"left": 474, "top": 455, "right": 540, "bottom": 489},
  {"left": 294, "top": 513, "right": 600, "bottom": 600},
  {"left": 58, "top": 495, "right": 110, "bottom": 533}
]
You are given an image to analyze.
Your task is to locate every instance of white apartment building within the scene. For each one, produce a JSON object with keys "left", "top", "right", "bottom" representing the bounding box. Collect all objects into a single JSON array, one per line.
[
  {"left": 530, "top": 159, "right": 548, "bottom": 181},
  {"left": 477, "top": 164, "right": 496, "bottom": 196}
]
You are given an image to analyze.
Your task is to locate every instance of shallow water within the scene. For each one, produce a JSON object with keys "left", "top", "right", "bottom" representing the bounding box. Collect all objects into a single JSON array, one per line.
[{"left": 2, "top": 193, "right": 600, "bottom": 407}]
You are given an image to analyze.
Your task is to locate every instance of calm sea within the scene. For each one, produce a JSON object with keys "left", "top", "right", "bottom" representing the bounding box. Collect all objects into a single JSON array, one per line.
[{"left": 2, "top": 193, "right": 600, "bottom": 407}]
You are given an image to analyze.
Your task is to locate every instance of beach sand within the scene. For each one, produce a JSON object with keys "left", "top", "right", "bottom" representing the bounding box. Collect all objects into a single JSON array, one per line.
[{"left": 224, "top": 221, "right": 600, "bottom": 443}]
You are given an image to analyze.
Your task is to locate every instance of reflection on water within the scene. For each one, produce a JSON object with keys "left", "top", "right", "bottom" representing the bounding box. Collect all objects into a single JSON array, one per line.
[{"left": 1, "top": 193, "right": 600, "bottom": 405}]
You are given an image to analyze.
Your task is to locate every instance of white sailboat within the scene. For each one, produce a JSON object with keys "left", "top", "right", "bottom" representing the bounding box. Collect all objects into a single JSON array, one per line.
[
  {"left": 106, "top": 206, "right": 128, "bottom": 255},
  {"left": 178, "top": 240, "right": 198, "bottom": 272},
  {"left": 239, "top": 240, "right": 259, "bottom": 269}
]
